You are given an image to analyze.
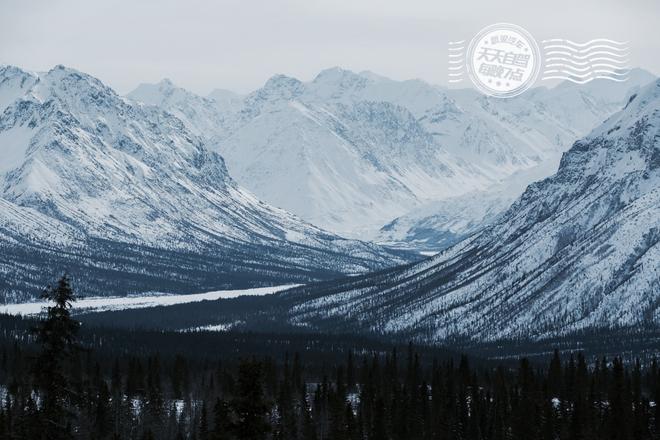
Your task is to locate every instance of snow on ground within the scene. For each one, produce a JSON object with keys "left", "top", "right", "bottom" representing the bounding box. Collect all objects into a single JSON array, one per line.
[
  {"left": 0, "top": 285, "right": 299, "bottom": 316},
  {"left": 180, "top": 321, "right": 244, "bottom": 332}
]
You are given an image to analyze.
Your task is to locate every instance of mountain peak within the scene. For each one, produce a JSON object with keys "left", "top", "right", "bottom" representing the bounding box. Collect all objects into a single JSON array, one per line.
[
  {"left": 0, "top": 65, "right": 39, "bottom": 112},
  {"left": 263, "top": 74, "right": 303, "bottom": 91},
  {"left": 0, "top": 64, "right": 33, "bottom": 79},
  {"left": 250, "top": 74, "right": 304, "bottom": 104},
  {"left": 309, "top": 67, "right": 369, "bottom": 100},
  {"left": 357, "top": 70, "right": 391, "bottom": 82},
  {"left": 312, "top": 67, "right": 368, "bottom": 86},
  {"left": 313, "top": 66, "right": 360, "bottom": 80},
  {"left": 127, "top": 78, "right": 199, "bottom": 107},
  {"left": 45, "top": 64, "right": 93, "bottom": 80},
  {"left": 42, "top": 64, "right": 111, "bottom": 92}
]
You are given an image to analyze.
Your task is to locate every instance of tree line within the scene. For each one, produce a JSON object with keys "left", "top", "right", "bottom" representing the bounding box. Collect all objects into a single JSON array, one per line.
[{"left": 0, "top": 276, "right": 659, "bottom": 439}]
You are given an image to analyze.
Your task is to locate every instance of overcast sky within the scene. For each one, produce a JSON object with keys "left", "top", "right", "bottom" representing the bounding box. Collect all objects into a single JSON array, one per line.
[{"left": 1, "top": 0, "right": 658, "bottom": 95}]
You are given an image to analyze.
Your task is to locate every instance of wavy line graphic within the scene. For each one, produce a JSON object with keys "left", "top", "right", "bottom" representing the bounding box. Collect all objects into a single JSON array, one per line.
[
  {"left": 544, "top": 63, "right": 630, "bottom": 72},
  {"left": 447, "top": 42, "right": 465, "bottom": 84},
  {"left": 541, "top": 38, "right": 629, "bottom": 47},
  {"left": 544, "top": 50, "right": 628, "bottom": 60},
  {"left": 541, "top": 38, "right": 631, "bottom": 84},
  {"left": 541, "top": 75, "right": 630, "bottom": 84},
  {"left": 542, "top": 44, "right": 629, "bottom": 54},
  {"left": 543, "top": 64, "right": 632, "bottom": 75},
  {"left": 544, "top": 56, "right": 630, "bottom": 66},
  {"left": 542, "top": 69, "right": 630, "bottom": 79}
]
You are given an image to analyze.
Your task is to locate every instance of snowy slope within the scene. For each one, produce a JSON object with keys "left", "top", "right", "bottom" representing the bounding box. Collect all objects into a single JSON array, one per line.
[
  {"left": 378, "top": 155, "right": 563, "bottom": 251},
  {"left": 0, "top": 65, "right": 411, "bottom": 302},
  {"left": 257, "top": 79, "right": 660, "bottom": 342}
]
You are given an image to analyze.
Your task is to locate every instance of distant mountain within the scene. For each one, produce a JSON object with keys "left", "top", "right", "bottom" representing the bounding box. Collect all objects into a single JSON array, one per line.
[
  {"left": 130, "top": 67, "right": 656, "bottom": 244},
  {"left": 223, "top": 78, "right": 660, "bottom": 342},
  {"left": 127, "top": 78, "right": 234, "bottom": 139},
  {"left": 377, "top": 155, "right": 563, "bottom": 251},
  {"left": 217, "top": 71, "right": 498, "bottom": 238},
  {"left": 0, "top": 65, "right": 411, "bottom": 302},
  {"left": 206, "top": 88, "right": 243, "bottom": 113},
  {"left": 128, "top": 69, "right": 520, "bottom": 237}
]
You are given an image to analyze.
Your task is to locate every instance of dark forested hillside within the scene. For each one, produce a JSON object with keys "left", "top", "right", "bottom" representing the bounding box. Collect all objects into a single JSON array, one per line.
[{"left": 74, "top": 287, "right": 660, "bottom": 364}]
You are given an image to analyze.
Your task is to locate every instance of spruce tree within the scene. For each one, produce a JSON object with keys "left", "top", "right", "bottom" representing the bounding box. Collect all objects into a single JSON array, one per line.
[
  {"left": 199, "top": 401, "right": 209, "bottom": 440},
  {"left": 233, "top": 360, "right": 270, "bottom": 440},
  {"left": 212, "top": 398, "right": 233, "bottom": 440},
  {"left": 33, "top": 275, "right": 80, "bottom": 440},
  {"left": 299, "top": 385, "right": 317, "bottom": 440}
]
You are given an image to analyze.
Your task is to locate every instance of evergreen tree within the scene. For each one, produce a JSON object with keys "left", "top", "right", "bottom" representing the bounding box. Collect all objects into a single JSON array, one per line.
[
  {"left": 33, "top": 275, "right": 81, "bottom": 440},
  {"left": 548, "top": 349, "right": 562, "bottom": 397},
  {"left": 346, "top": 350, "right": 356, "bottom": 393},
  {"left": 299, "top": 385, "right": 317, "bottom": 440},
  {"left": 232, "top": 360, "right": 270, "bottom": 440},
  {"left": 212, "top": 398, "right": 233, "bottom": 440},
  {"left": 143, "top": 356, "right": 165, "bottom": 438},
  {"left": 608, "top": 357, "right": 631, "bottom": 440},
  {"left": 199, "top": 401, "right": 209, "bottom": 440}
]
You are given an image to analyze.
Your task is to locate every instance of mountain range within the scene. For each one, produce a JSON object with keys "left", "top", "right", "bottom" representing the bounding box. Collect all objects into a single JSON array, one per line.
[
  {"left": 0, "top": 65, "right": 410, "bottom": 302},
  {"left": 129, "top": 67, "right": 656, "bottom": 247}
]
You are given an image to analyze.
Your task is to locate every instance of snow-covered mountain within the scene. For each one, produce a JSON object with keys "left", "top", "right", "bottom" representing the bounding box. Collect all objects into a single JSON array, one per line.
[
  {"left": 213, "top": 69, "right": 499, "bottom": 237},
  {"left": 127, "top": 79, "right": 237, "bottom": 140},
  {"left": 130, "top": 68, "right": 655, "bottom": 243},
  {"left": 0, "top": 65, "right": 411, "bottom": 302},
  {"left": 236, "top": 78, "right": 660, "bottom": 342},
  {"left": 377, "top": 155, "right": 563, "bottom": 251}
]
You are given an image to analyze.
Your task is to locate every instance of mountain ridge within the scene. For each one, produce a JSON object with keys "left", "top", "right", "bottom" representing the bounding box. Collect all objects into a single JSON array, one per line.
[
  {"left": 128, "top": 66, "right": 656, "bottom": 242},
  {"left": 0, "top": 64, "right": 412, "bottom": 302}
]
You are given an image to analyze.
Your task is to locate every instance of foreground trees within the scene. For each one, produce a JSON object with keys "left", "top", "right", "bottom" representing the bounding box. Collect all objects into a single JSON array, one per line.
[
  {"left": 34, "top": 275, "right": 81, "bottom": 440},
  {"left": 0, "top": 277, "right": 659, "bottom": 439}
]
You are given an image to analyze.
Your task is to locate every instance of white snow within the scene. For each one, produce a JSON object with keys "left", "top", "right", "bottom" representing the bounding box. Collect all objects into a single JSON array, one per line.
[
  {"left": 0, "top": 284, "right": 299, "bottom": 316},
  {"left": 0, "top": 125, "right": 35, "bottom": 176}
]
